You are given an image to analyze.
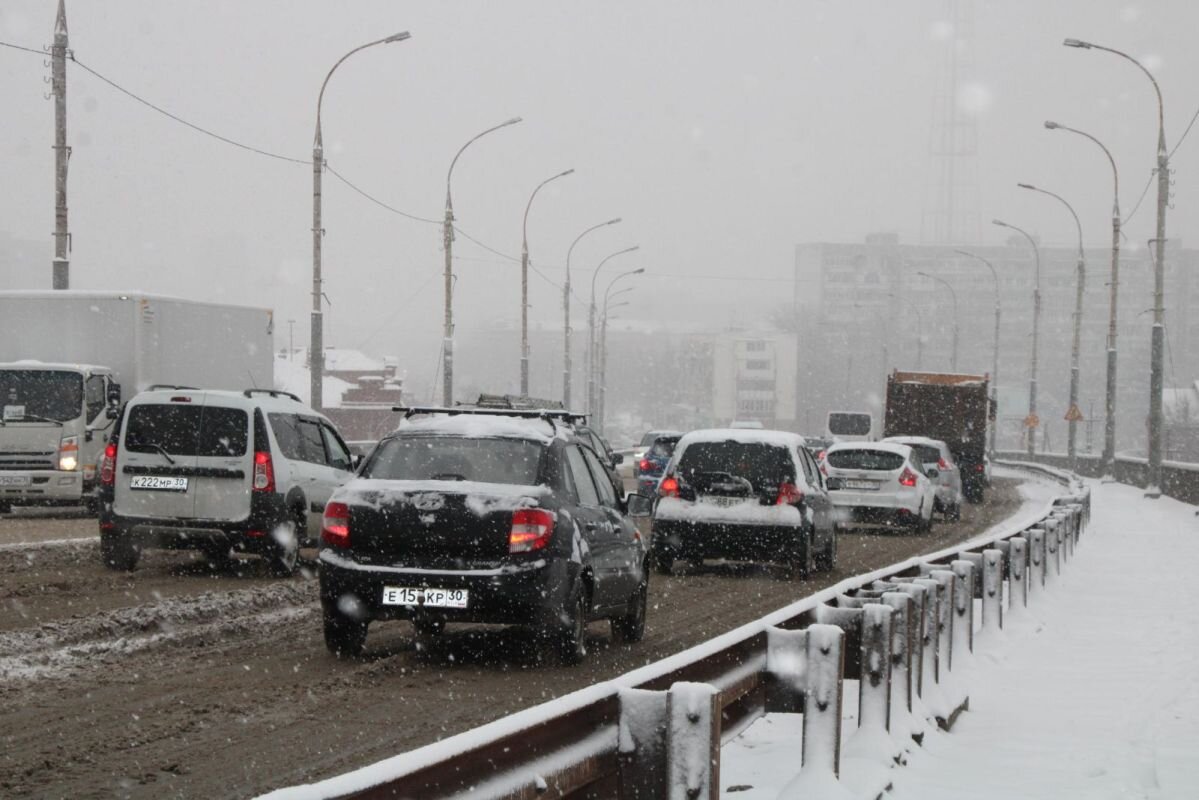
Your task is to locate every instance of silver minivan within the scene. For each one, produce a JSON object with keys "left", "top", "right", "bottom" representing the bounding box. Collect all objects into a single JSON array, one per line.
[{"left": 98, "top": 388, "right": 357, "bottom": 574}]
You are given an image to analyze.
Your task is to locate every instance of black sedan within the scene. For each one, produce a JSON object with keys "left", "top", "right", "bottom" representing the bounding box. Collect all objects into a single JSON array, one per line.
[{"left": 317, "top": 408, "right": 649, "bottom": 664}]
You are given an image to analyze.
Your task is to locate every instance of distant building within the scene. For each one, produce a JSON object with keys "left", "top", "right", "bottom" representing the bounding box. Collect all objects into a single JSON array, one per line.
[{"left": 276, "top": 347, "right": 409, "bottom": 443}]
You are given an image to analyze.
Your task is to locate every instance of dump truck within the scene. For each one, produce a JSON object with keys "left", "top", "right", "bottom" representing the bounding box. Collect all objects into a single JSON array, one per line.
[
  {"left": 0, "top": 291, "right": 273, "bottom": 513},
  {"left": 883, "top": 370, "right": 991, "bottom": 503}
]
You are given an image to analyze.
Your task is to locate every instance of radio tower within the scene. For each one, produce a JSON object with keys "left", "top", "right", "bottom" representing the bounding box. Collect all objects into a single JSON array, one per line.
[{"left": 921, "top": 0, "right": 981, "bottom": 245}]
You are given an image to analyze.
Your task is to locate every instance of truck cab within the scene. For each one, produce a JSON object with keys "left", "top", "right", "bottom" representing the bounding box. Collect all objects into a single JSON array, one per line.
[{"left": 0, "top": 361, "right": 121, "bottom": 514}]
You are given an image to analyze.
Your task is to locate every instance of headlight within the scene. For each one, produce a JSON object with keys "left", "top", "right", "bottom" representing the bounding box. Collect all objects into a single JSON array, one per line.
[{"left": 58, "top": 435, "right": 79, "bottom": 472}]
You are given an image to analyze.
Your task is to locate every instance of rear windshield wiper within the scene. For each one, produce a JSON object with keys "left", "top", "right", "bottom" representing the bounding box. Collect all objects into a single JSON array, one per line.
[{"left": 131, "top": 440, "right": 177, "bottom": 465}]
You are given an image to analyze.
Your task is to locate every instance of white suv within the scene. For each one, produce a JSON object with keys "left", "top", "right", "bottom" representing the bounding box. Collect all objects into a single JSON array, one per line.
[
  {"left": 883, "top": 436, "right": 964, "bottom": 520},
  {"left": 97, "top": 388, "right": 357, "bottom": 574}
]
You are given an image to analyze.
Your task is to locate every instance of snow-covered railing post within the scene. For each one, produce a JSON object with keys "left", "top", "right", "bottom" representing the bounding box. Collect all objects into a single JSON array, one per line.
[
  {"left": 1028, "top": 528, "right": 1046, "bottom": 598},
  {"left": 1043, "top": 520, "right": 1061, "bottom": 585},
  {"left": 666, "top": 682, "right": 720, "bottom": 800},
  {"left": 776, "top": 624, "right": 848, "bottom": 798},
  {"left": 927, "top": 570, "right": 967, "bottom": 728},
  {"left": 1009, "top": 536, "right": 1028, "bottom": 615},
  {"left": 765, "top": 627, "right": 809, "bottom": 714},
  {"left": 981, "top": 549, "right": 1004, "bottom": 634},
  {"left": 618, "top": 687, "right": 669, "bottom": 798},
  {"left": 889, "top": 581, "right": 931, "bottom": 704},
  {"left": 881, "top": 591, "right": 918, "bottom": 747},
  {"left": 950, "top": 560, "right": 975, "bottom": 658},
  {"left": 911, "top": 578, "right": 944, "bottom": 723},
  {"left": 842, "top": 604, "right": 896, "bottom": 767},
  {"left": 923, "top": 574, "right": 953, "bottom": 677}
]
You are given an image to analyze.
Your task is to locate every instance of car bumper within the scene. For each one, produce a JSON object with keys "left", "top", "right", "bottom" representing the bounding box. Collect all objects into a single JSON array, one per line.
[
  {"left": 651, "top": 518, "right": 804, "bottom": 561},
  {"left": 101, "top": 493, "right": 288, "bottom": 553},
  {"left": 828, "top": 489, "right": 921, "bottom": 514},
  {"left": 0, "top": 470, "right": 88, "bottom": 504},
  {"left": 317, "top": 548, "right": 574, "bottom": 628}
]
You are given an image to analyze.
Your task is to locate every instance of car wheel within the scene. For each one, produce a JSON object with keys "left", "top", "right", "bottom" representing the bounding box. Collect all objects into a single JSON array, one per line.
[
  {"left": 555, "top": 589, "right": 589, "bottom": 665},
  {"left": 84, "top": 495, "right": 102, "bottom": 516},
  {"left": 920, "top": 502, "right": 934, "bottom": 533},
  {"left": 0, "top": 501, "right": 11, "bottom": 515},
  {"left": 651, "top": 546, "right": 675, "bottom": 575},
  {"left": 948, "top": 502, "right": 962, "bottom": 522},
  {"left": 266, "top": 516, "right": 301, "bottom": 577},
  {"left": 323, "top": 610, "right": 368, "bottom": 658},
  {"left": 202, "top": 542, "right": 237, "bottom": 571},
  {"left": 612, "top": 575, "right": 648, "bottom": 643},
  {"left": 788, "top": 529, "right": 813, "bottom": 579},
  {"left": 814, "top": 527, "right": 837, "bottom": 572},
  {"left": 100, "top": 528, "right": 140, "bottom": 571}
]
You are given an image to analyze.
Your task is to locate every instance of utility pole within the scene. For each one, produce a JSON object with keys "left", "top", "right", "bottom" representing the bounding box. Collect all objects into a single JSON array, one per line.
[
  {"left": 520, "top": 169, "right": 574, "bottom": 396},
  {"left": 993, "top": 219, "right": 1040, "bottom": 458},
  {"left": 955, "top": 250, "right": 1001, "bottom": 456},
  {"left": 52, "top": 0, "right": 70, "bottom": 290}
]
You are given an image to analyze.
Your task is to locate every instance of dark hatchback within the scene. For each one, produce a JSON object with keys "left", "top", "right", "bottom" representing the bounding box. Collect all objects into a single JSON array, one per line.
[{"left": 317, "top": 408, "right": 648, "bottom": 663}]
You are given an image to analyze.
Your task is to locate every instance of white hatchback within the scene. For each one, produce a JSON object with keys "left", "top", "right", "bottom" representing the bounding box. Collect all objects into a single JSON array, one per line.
[
  {"left": 823, "top": 442, "right": 936, "bottom": 531},
  {"left": 883, "top": 436, "right": 963, "bottom": 520}
]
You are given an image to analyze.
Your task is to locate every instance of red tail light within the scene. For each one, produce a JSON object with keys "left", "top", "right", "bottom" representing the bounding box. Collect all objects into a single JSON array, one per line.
[
  {"left": 899, "top": 468, "right": 918, "bottom": 487},
  {"left": 100, "top": 442, "right": 117, "bottom": 486},
  {"left": 975, "top": 463, "right": 985, "bottom": 473},
  {"left": 938, "top": 457, "right": 949, "bottom": 470},
  {"left": 253, "top": 451, "right": 275, "bottom": 492},
  {"left": 775, "top": 481, "right": 804, "bottom": 506},
  {"left": 509, "top": 508, "right": 555, "bottom": 553},
  {"left": 659, "top": 476, "right": 680, "bottom": 498},
  {"left": 639, "top": 458, "right": 653, "bottom": 473},
  {"left": 321, "top": 501, "right": 350, "bottom": 548},
  {"left": 816, "top": 450, "right": 826, "bottom": 461}
]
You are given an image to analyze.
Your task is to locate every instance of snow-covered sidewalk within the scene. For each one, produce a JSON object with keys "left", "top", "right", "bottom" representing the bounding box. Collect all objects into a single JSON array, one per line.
[{"left": 723, "top": 480, "right": 1199, "bottom": 799}]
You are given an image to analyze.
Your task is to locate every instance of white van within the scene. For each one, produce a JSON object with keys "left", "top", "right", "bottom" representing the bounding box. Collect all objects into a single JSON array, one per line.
[
  {"left": 826, "top": 411, "right": 873, "bottom": 442},
  {"left": 98, "top": 388, "right": 356, "bottom": 574}
]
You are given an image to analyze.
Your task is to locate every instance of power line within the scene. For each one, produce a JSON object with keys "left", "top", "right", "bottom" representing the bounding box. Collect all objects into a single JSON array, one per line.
[
  {"left": 1168, "top": 102, "right": 1199, "bottom": 159},
  {"left": 0, "top": 39, "right": 46, "bottom": 56},
  {"left": 325, "top": 165, "right": 440, "bottom": 224},
  {"left": 1122, "top": 171, "right": 1156, "bottom": 225}
]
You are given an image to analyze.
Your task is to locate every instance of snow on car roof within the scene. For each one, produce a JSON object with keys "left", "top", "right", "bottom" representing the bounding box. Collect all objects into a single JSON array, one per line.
[
  {"left": 827, "top": 441, "right": 913, "bottom": 456},
  {"left": 676, "top": 428, "right": 808, "bottom": 448},
  {"left": 395, "top": 412, "right": 562, "bottom": 443},
  {"left": 883, "top": 435, "right": 948, "bottom": 449}
]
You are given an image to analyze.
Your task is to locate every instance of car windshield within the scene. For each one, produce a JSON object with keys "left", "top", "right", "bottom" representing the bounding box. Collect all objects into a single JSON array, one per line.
[
  {"left": 828, "top": 413, "right": 871, "bottom": 436},
  {"left": 364, "top": 436, "right": 543, "bottom": 486},
  {"left": 124, "top": 405, "right": 249, "bottom": 457},
  {"left": 908, "top": 444, "right": 941, "bottom": 464},
  {"left": 676, "top": 440, "right": 794, "bottom": 490},
  {"left": 827, "top": 449, "right": 905, "bottom": 472},
  {"left": 0, "top": 370, "right": 83, "bottom": 422}
]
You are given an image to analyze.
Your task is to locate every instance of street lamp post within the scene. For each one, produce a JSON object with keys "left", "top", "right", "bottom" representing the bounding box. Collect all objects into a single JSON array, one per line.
[
  {"left": 886, "top": 293, "right": 924, "bottom": 370},
  {"left": 587, "top": 246, "right": 639, "bottom": 416},
  {"left": 1064, "top": 37, "right": 1168, "bottom": 493},
  {"left": 310, "top": 32, "right": 411, "bottom": 413},
  {"left": 1045, "top": 121, "right": 1121, "bottom": 477},
  {"left": 993, "top": 219, "right": 1041, "bottom": 457},
  {"left": 595, "top": 270, "right": 644, "bottom": 430},
  {"left": 955, "top": 250, "right": 1001, "bottom": 455},
  {"left": 442, "top": 117, "right": 523, "bottom": 406},
  {"left": 520, "top": 169, "right": 575, "bottom": 396},
  {"left": 1018, "top": 182, "right": 1086, "bottom": 468},
  {"left": 564, "top": 218, "right": 622, "bottom": 409},
  {"left": 916, "top": 271, "right": 959, "bottom": 371}
]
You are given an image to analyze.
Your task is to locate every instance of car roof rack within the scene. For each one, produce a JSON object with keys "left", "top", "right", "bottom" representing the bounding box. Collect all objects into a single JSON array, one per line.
[
  {"left": 146, "top": 384, "right": 200, "bottom": 391},
  {"left": 394, "top": 405, "right": 588, "bottom": 424},
  {"left": 473, "top": 393, "right": 571, "bottom": 411},
  {"left": 244, "top": 388, "right": 303, "bottom": 403}
]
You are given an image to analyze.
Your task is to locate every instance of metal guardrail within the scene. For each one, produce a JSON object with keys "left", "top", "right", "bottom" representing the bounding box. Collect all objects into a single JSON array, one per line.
[
  {"left": 996, "top": 450, "right": 1199, "bottom": 504},
  {"left": 264, "top": 463, "right": 1088, "bottom": 800}
]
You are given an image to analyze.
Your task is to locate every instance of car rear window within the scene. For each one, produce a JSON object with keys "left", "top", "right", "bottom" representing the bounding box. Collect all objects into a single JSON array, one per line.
[
  {"left": 676, "top": 441, "right": 794, "bottom": 490},
  {"left": 647, "top": 437, "right": 679, "bottom": 458},
  {"left": 827, "top": 449, "right": 905, "bottom": 471},
  {"left": 364, "top": 436, "right": 543, "bottom": 486},
  {"left": 124, "top": 405, "right": 248, "bottom": 457},
  {"left": 908, "top": 444, "right": 941, "bottom": 464},
  {"left": 828, "top": 413, "right": 871, "bottom": 436}
]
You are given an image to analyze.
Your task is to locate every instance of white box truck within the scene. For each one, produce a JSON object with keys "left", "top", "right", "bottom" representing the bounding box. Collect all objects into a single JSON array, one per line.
[{"left": 0, "top": 291, "right": 274, "bottom": 513}]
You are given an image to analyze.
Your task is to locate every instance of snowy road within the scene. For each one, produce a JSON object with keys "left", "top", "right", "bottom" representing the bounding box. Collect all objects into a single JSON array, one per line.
[
  {"left": 0, "top": 475, "right": 1037, "bottom": 799},
  {"left": 722, "top": 478, "right": 1199, "bottom": 799}
]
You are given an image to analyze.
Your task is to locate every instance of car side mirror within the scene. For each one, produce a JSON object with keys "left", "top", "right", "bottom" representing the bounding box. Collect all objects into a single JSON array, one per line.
[
  {"left": 926, "top": 468, "right": 939, "bottom": 479},
  {"left": 106, "top": 383, "right": 122, "bottom": 406},
  {"left": 626, "top": 493, "right": 653, "bottom": 517},
  {"left": 611, "top": 452, "right": 624, "bottom": 466},
  {"left": 351, "top": 453, "right": 364, "bottom": 471},
  {"left": 825, "top": 477, "right": 844, "bottom": 491},
  {"left": 105, "top": 405, "right": 119, "bottom": 420}
]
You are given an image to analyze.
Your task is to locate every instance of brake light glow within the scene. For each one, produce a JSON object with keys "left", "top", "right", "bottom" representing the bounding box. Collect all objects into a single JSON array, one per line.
[
  {"left": 975, "top": 463, "right": 985, "bottom": 473},
  {"left": 639, "top": 458, "right": 653, "bottom": 473},
  {"left": 899, "top": 468, "right": 918, "bottom": 487},
  {"left": 659, "top": 476, "right": 680, "bottom": 497},
  {"left": 321, "top": 501, "right": 350, "bottom": 548},
  {"left": 252, "top": 451, "right": 275, "bottom": 492},
  {"left": 938, "top": 457, "right": 949, "bottom": 470},
  {"left": 100, "top": 442, "right": 117, "bottom": 486},
  {"left": 816, "top": 450, "right": 826, "bottom": 461},
  {"left": 509, "top": 508, "right": 555, "bottom": 553},
  {"left": 775, "top": 481, "right": 804, "bottom": 506}
]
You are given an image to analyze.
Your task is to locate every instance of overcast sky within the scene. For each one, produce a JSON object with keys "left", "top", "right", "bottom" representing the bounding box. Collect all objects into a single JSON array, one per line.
[{"left": 2, "top": 1, "right": 1197, "bottom": 391}]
